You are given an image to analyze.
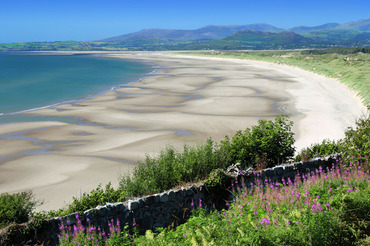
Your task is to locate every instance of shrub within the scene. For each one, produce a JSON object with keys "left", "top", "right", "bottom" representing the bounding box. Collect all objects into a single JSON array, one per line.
[
  {"left": 119, "top": 139, "right": 220, "bottom": 197},
  {"left": 295, "top": 114, "right": 369, "bottom": 163},
  {"left": 295, "top": 139, "right": 342, "bottom": 162},
  {"left": 39, "top": 183, "right": 125, "bottom": 218},
  {"left": 222, "top": 115, "right": 295, "bottom": 168},
  {"left": 341, "top": 114, "right": 370, "bottom": 163},
  {"left": 66, "top": 183, "right": 125, "bottom": 214},
  {"left": 119, "top": 115, "right": 296, "bottom": 197},
  {"left": 203, "top": 169, "right": 233, "bottom": 190},
  {"left": 0, "top": 191, "right": 38, "bottom": 228}
]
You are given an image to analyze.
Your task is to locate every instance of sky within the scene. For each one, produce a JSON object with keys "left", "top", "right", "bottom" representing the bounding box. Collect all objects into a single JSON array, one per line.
[{"left": 0, "top": 0, "right": 369, "bottom": 43}]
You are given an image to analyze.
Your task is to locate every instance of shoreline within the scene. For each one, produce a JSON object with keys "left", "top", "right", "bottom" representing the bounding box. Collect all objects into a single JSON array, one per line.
[
  {"left": 0, "top": 52, "right": 154, "bottom": 120},
  {"left": 0, "top": 51, "right": 367, "bottom": 211},
  {"left": 172, "top": 53, "right": 367, "bottom": 147},
  {"left": 173, "top": 53, "right": 366, "bottom": 110}
]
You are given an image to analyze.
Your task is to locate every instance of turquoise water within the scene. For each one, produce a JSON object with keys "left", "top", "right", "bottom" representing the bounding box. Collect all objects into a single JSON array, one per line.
[{"left": 0, "top": 53, "right": 152, "bottom": 123}]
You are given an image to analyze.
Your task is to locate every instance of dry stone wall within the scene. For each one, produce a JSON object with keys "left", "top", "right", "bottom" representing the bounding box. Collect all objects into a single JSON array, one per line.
[{"left": 38, "top": 184, "right": 214, "bottom": 245}]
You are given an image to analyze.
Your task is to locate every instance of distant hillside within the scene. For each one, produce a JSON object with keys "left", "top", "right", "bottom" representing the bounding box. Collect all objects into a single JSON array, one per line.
[
  {"left": 224, "top": 30, "right": 310, "bottom": 43},
  {"left": 97, "top": 18, "right": 370, "bottom": 50},
  {"left": 181, "top": 31, "right": 313, "bottom": 50},
  {"left": 335, "top": 18, "right": 370, "bottom": 31},
  {"left": 303, "top": 29, "right": 370, "bottom": 47},
  {"left": 289, "top": 23, "right": 340, "bottom": 34},
  {"left": 193, "top": 24, "right": 285, "bottom": 39},
  {"left": 101, "top": 24, "right": 285, "bottom": 43},
  {"left": 288, "top": 19, "right": 370, "bottom": 34}
]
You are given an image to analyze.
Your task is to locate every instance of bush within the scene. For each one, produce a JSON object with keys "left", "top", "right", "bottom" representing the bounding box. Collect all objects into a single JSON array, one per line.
[
  {"left": 295, "top": 114, "right": 369, "bottom": 163},
  {"left": 39, "top": 183, "right": 125, "bottom": 218},
  {"left": 66, "top": 183, "right": 125, "bottom": 214},
  {"left": 294, "top": 139, "right": 342, "bottom": 162},
  {"left": 119, "top": 115, "right": 295, "bottom": 197},
  {"left": 341, "top": 114, "right": 370, "bottom": 162},
  {"left": 204, "top": 168, "right": 233, "bottom": 190},
  {"left": 119, "top": 139, "right": 220, "bottom": 197},
  {"left": 0, "top": 191, "right": 38, "bottom": 228},
  {"left": 221, "top": 115, "right": 295, "bottom": 168}
]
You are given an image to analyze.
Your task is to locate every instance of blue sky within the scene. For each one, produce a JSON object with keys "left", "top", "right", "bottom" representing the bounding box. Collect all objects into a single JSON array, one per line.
[{"left": 0, "top": 0, "right": 369, "bottom": 43}]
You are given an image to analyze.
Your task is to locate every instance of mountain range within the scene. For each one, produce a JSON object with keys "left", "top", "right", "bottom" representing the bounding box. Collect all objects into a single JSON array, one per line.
[
  {"left": 102, "top": 24, "right": 286, "bottom": 43},
  {"left": 1, "top": 19, "right": 369, "bottom": 51},
  {"left": 100, "top": 18, "right": 370, "bottom": 45}
]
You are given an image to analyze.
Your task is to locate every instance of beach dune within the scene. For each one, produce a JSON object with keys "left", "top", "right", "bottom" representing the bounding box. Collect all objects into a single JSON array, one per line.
[{"left": 0, "top": 52, "right": 367, "bottom": 211}]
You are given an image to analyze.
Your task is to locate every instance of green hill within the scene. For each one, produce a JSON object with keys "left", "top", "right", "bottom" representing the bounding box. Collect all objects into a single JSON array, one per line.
[
  {"left": 224, "top": 30, "right": 310, "bottom": 43},
  {"left": 186, "top": 31, "right": 313, "bottom": 50},
  {"left": 303, "top": 29, "right": 370, "bottom": 46},
  {"left": 289, "top": 23, "right": 340, "bottom": 34}
]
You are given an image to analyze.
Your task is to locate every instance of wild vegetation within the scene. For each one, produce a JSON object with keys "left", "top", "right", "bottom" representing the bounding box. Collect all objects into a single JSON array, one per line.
[
  {"left": 119, "top": 115, "right": 295, "bottom": 198},
  {"left": 0, "top": 191, "right": 39, "bottom": 228},
  {"left": 58, "top": 154, "right": 369, "bottom": 245},
  {"left": 55, "top": 115, "right": 369, "bottom": 245},
  {"left": 295, "top": 114, "right": 370, "bottom": 162},
  {"left": 180, "top": 48, "right": 370, "bottom": 105}
]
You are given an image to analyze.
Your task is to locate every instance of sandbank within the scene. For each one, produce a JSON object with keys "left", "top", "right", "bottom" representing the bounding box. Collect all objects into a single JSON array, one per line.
[{"left": 0, "top": 51, "right": 367, "bottom": 211}]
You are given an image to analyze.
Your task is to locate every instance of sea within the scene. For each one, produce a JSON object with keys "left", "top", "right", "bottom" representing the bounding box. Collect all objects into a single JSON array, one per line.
[{"left": 0, "top": 53, "right": 153, "bottom": 124}]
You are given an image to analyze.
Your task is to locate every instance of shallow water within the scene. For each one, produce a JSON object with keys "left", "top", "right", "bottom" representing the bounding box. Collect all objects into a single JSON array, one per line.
[{"left": 0, "top": 53, "right": 152, "bottom": 123}]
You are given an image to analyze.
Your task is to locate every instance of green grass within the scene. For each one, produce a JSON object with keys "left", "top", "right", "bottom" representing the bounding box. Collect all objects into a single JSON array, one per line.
[{"left": 174, "top": 49, "right": 370, "bottom": 106}]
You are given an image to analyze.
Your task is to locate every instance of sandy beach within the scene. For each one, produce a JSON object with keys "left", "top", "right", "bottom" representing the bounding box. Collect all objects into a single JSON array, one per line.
[{"left": 0, "top": 52, "right": 367, "bottom": 211}]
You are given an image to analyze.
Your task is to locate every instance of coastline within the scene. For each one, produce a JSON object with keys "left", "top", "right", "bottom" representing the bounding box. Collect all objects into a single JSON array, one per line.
[
  {"left": 173, "top": 54, "right": 367, "bottom": 147},
  {"left": 0, "top": 52, "right": 153, "bottom": 120},
  {"left": 0, "top": 51, "right": 367, "bottom": 211}
]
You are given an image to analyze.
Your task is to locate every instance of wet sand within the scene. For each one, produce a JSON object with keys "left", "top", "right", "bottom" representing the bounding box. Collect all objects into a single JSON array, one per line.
[{"left": 0, "top": 52, "right": 367, "bottom": 211}]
